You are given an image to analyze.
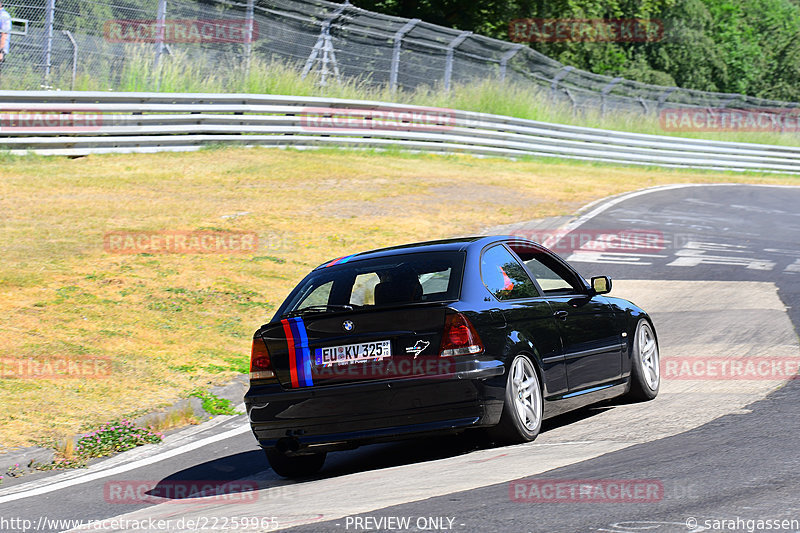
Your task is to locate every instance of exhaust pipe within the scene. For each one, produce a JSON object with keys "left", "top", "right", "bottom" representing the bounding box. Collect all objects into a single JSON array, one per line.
[{"left": 276, "top": 437, "right": 301, "bottom": 454}]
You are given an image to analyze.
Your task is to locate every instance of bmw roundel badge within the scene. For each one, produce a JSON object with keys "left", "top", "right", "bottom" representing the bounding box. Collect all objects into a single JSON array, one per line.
[{"left": 342, "top": 320, "right": 355, "bottom": 332}]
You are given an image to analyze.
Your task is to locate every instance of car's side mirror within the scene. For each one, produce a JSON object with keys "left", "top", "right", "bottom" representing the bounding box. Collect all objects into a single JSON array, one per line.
[{"left": 590, "top": 276, "right": 612, "bottom": 295}]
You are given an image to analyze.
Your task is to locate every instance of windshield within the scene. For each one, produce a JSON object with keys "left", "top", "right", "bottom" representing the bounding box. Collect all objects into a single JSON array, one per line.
[{"left": 281, "top": 251, "right": 465, "bottom": 316}]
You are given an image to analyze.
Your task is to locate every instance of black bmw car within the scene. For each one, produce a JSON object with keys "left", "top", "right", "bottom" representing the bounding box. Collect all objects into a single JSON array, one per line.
[{"left": 245, "top": 236, "right": 660, "bottom": 477}]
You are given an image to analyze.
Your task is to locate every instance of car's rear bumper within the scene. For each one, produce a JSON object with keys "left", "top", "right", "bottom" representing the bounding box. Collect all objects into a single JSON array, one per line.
[{"left": 245, "top": 359, "right": 505, "bottom": 451}]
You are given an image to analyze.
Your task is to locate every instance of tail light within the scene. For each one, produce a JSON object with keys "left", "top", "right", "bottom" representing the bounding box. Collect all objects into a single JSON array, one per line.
[
  {"left": 439, "top": 312, "right": 484, "bottom": 357},
  {"left": 250, "top": 337, "right": 275, "bottom": 380}
]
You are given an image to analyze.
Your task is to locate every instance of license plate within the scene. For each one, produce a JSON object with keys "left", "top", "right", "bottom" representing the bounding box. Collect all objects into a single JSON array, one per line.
[{"left": 315, "top": 340, "right": 392, "bottom": 365}]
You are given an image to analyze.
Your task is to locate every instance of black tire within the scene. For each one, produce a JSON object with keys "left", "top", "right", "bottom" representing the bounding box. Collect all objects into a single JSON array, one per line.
[
  {"left": 265, "top": 449, "right": 326, "bottom": 478},
  {"left": 625, "top": 318, "right": 660, "bottom": 401},
  {"left": 489, "top": 354, "right": 543, "bottom": 444}
]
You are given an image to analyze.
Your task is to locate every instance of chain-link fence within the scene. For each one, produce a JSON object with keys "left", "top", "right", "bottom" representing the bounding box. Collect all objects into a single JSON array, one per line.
[{"left": 0, "top": 0, "right": 798, "bottom": 117}]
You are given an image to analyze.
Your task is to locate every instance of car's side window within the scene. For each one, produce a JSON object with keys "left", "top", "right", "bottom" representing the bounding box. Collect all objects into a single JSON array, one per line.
[
  {"left": 480, "top": 245, "right": 540, "bottom": 300},
  {"left": 509, "top": 244, "right": 584, "bottom": 295}
]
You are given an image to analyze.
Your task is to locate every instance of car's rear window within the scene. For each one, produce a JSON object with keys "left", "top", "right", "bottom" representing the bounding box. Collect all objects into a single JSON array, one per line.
[{"left": 283, "top": 251, "right": 465, "bottom": 314}]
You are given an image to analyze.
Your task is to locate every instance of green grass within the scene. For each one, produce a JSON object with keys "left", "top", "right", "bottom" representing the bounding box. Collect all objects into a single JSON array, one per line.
[
  {"left": 190, "top": 391, "right": 242, "bottom": 416},
  {"left": 1, "top": 47, "right": 799, "bottom": 147}
]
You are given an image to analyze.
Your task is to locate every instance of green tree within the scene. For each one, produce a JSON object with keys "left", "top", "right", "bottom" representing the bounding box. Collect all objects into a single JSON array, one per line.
[{"left": 353, "top": 0, "right": 800, "bottom": 100}]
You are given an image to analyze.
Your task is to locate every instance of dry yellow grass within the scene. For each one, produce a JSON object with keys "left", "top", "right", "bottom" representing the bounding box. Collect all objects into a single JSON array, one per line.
[
  {"left": 1, "top": 147, "right": 798, "bottom": 448},
  {"left": 147, "top": 405, "right": 202, "bottom": 434}
]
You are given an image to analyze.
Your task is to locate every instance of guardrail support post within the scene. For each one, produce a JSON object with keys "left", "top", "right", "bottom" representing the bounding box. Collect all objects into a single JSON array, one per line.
[
  {"left": 444, "top": 31, "right": 471, "bottom": 91},
  {"left": 43, "top": 0, "right": 55, "bottom": 86},
  {"left": 499, "top": 45, "right": 523, "bottom": 82},
  {"left": 390, "top": 18, "right": 419, "bottom": 93}
]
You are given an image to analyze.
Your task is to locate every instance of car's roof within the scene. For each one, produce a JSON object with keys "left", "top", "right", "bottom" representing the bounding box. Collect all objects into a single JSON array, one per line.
[{"left": 314, "top": 235, "right": 512, "bottom": 270}]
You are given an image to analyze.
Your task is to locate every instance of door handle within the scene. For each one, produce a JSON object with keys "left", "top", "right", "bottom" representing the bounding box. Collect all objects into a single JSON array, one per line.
[{"left": 554, "top": 310, "right": 569, "bottom": 320}]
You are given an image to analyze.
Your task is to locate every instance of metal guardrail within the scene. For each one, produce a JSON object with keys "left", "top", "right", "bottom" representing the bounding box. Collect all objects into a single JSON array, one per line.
[{"left": 1, "top": 90, "right": 799, "bottom": 174}]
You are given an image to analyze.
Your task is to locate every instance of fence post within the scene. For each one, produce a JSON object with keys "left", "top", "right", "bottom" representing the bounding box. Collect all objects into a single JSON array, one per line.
[
  {"left": 153, "top": 0, "right": 167, "bottom": 71},
  {"left": 62, "top": 30, "right": 77, "bottom": 91},
  {"left": 499, "top": 44, "right": 523, "bottom": 82},
  {"left": 443, "top": 31, "right": 471, "bottom": 91},
  {"left": 244, "top": 0, "right": 255, "bottom": 77},
  {"left": 656, "top": 87, "right": 677, "bottom": 112},
  {"left": 301, "top": 2, "right": 348, "bottom": 85},
  {"left": 389, "top": 18, "right": 419, "bottom": 93},
  {"left": 43, "top": 0, "right": 55, "bottom": 86},
  {"left": 600, "top": 77, "right": 622, "bottom": 117},
  {"left": 549, "top": 65, "right": 574, "bottom": 99}
]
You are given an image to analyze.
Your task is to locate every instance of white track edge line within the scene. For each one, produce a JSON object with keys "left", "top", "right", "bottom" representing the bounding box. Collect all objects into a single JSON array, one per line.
[{"left": 0, "top": 425, "right": 250, "bottom": 504}]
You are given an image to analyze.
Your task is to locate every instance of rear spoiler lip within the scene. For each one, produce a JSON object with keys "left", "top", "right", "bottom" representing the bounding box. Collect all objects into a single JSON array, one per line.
[{"left": 256, "top": 300, "right": 459, "bottom": 335}]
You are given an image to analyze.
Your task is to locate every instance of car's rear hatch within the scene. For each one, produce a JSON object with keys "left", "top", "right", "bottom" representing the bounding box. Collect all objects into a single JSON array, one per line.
[
  {"left": 259, "top": 303, "right": 452, "bottom": 388},
  {"left": 255, "top": 249, "right": 472, "bottom": 388}
]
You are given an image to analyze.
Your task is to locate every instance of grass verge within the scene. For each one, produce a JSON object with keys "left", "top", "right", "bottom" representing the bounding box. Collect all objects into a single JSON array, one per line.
[{"left": 0, "top": 146, "right": 798, "bottom": 447}]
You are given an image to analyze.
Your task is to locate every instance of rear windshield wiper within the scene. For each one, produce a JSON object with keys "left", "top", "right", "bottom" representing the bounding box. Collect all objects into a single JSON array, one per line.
[{"left": 283, "top": 304, "right": 354, "bottom": 318}]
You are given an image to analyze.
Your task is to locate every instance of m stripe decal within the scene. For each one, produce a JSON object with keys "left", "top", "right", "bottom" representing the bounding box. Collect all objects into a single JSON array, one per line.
[
  {"left": 291, "top": 318, "right": 313, "bottom": 387},
  {"left": 325, "top": 254, "right": 357, "bottom": 268},
  {"left": 281, "top": 319, "right": 299, "bottom": 388},
  {"left": 282, "top": 317, "right": 313, "bottom": 388}
]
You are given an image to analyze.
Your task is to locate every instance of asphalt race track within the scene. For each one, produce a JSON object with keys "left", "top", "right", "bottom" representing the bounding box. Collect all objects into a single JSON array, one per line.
[{"left": 0, "top": 184, "right": 798, "bottom": 533}]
